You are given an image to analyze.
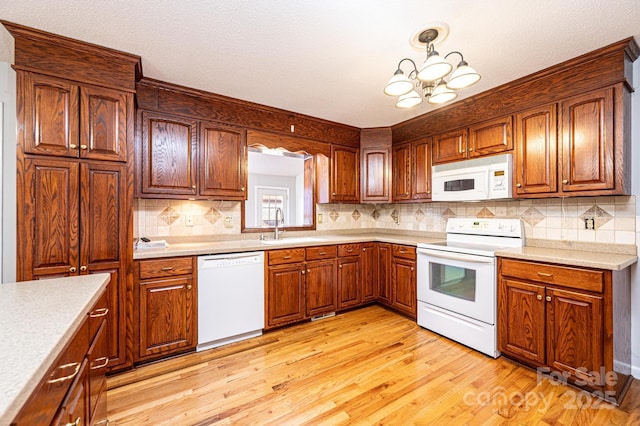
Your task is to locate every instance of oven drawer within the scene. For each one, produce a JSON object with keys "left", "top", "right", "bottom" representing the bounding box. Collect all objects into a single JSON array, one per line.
[
  {"left": 499, "top": 258, "right": 603, "bottom": 293},
  {"left": 393, "top": 244, "right": 416, "bottom": 260}
]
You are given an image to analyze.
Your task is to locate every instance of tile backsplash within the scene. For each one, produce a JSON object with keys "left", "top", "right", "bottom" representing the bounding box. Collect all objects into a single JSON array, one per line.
[{"left": 135, "top": 196, "right": 636, "bottom": 245}]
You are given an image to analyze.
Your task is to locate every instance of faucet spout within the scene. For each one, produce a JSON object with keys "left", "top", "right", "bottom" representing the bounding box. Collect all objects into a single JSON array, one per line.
[{"left": 274, "top": 208, "right": 285, "bottom": 240}]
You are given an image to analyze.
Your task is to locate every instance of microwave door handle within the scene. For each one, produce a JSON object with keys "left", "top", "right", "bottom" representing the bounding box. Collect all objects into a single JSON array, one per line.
[{"left": 417, "top": 248, "right": 495, "bottom": 264}]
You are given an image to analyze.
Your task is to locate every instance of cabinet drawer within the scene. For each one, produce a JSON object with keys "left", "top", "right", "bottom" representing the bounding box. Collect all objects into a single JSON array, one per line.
[
  {"left": 500, "top": 258, "right": 604, "bottom": 293},
  {"left": 392, "top": 245, "right": 416, "bottom": 260},
  {"left": 88, "top": 290, "right": 109, "bottom": 341},
  {"left": 338, "top": 243, "right": 361, "bottom": 257},
  {"left": 138, "top": 257, "right": 193, "bottom": 280},
  {"left": 306, "top": 245, "right": 337, "bottom": 261},
  {"left": 268, "top": 248, "right": 305, "bottom": 265}
]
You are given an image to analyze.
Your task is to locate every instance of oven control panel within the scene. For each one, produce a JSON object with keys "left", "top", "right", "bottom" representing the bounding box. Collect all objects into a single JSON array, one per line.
[{"left": 446, "top": 218, "right": 523, "bottom": 238}]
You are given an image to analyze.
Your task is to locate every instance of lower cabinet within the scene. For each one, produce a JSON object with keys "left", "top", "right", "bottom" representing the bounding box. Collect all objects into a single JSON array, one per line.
[
  {"left": 497, "top": 257, "right": 631, "bottom": 402},
  {"left": 390, "top": 245, "right": 417, "bottom": 319},
  {"left": 306, "top": 259, "right": 338, "bottom": 317},
  {"left": 377, "top": 243, "right": 392, "bottom": 304},
  {"left": 337, "top": 244, "right": 362, "bottom": 309},
  {"left": 135, "top": 257, "right": 197, "bottom": 362},
  {"left": 361, "top": 242, "right": 377, "bottom": 303}
]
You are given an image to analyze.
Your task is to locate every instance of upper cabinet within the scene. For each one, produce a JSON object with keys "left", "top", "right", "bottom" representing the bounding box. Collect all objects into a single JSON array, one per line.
[
  {"left": 360, "top": 128, "right": 392, "bottom": 203},
  {"left": 392, "top": 137, "right": 432, "bottom": 203},
  {"left": 23, "top": 72, "right": 131, "bottom": 162},
  {"left": 432, "top": 128, "right": 467, "bottom": 165},
  {"left": 138, "top": 112, "right": 247, "bottom": 200},
  {"left": 330, "top": 145, "right": 360, "bottom": 202},
  {"left": 514, "top": 86, "right": 626, "bottom": 197}
]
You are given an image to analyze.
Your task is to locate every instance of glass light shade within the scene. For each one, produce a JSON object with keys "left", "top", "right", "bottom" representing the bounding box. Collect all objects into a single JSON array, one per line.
[
  {"left": 417, "top": 53, "right": 453, "bottom": 82},
  {"left": 395, "top": 90, "right": 423, "bottom": 108},
  {"left": 446, "top": 63, "right": 481, "bottom": 89},
  {"left": 384, "top": 72, "right": 414, "bottom": 96},
  {"left": 428, "top": 81, "right": 457, "bottom": 104}
]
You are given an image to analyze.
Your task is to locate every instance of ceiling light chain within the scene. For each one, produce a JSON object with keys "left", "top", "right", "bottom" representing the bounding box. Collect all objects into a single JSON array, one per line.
[{"left": 383, "top": 28, "right": 481, "bottom": 109}]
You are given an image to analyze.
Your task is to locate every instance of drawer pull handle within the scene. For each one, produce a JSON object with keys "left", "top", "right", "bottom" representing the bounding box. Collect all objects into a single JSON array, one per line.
[
  {"left": 346, "top": 249, "right": 353, "bottom": 252},
  {"left": 66, "top": 416, "right": 81, "bottom": 426},
  {"left": 91, "top": 356, "right": 109, "bottom": 370},
  {"left": 90, "top": 308, "right": 109, "bottom": 318},
  {"left": 283, "top": 256, "right": 292, "bottom": 259},
  {"left": 537, "top": 272, "right": 553, "bottom": 277},
  {"left": 47, "top": 362, "right": 81, "bottom": 384},
  {"left": 546, "top": 296, "right": 552, "bottom": 302},
  {"left": 161, "top": 267, "right": 174, "bottom": 271},
  {"left": 318, "top": 252, "right": 326, "bottom": 255},
  {"left": 537, "top": 294, "right": 543, "bottom": 301}
]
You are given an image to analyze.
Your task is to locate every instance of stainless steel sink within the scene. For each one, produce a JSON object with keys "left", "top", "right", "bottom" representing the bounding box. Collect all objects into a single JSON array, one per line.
[{"left": 260, "top": 237, "right": 326, "bottom": 245}]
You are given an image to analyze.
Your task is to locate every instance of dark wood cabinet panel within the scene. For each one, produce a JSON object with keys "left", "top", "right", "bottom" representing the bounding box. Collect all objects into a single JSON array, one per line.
[
  {"left": 138, "top": 276, "right": 195, "bottom": 359},
  {"left": 361, "top": 243, "right": 377, "bottom": 303},
  {"left": 514, "top": 104, "right": 558, "bottom": 195},
  {"left": 53, "top": 359, "right": 88, "bottom": 426},
  {"left": 498, "top": 278, "right": 546, "bottom": 365},
  {"left": 468, "top": 115, "right": 513, "bottom": 158},
  {"left": 546, "top": 287, "right": 604, "bottom": 386},
  {"left": 391, "top": 255, "right": 416, "bottom": 318},
  {"left": 361, "top": 148, "right": 389, "bottom": 202},
  {"left": 199, "top": 122, "right": 247, "bottom": 199},
  {"left": 337, "top": 255, "right": 361, "bottom": 309},
  {"left": 392, "top": 143, "right": 411, "bottom": 201},
  {"left": 377, "top": 243, "right": 392, "bottom": 304},
  {"left": 87, "top": 321, "right": 108, "bottom": 423},
  {"left": 412, "top": 138, "right": 432, "bottom": 200},
  {"left": 80, "top": 85, "right": 130, "bottom": 162},
  {"left": 305, "top": 259, "right": 337, "bottom": 317},
  {"left": 432, "top": 128, "right": 467, "bottom": 164},
  {"left": 22, "top": 72, "right": 79, "bottom": 157},
  {"left": 330, "top": 145, "right": 359, "bottom": 202},
  {"left": 140, "top": 111, "right": 198, "bottom": 196},
  {"left": 560, "top": 88, "right": 615, "bottom": 192},
  {"left": 267, "top": 263, "right": 305, "bottom": 328}
]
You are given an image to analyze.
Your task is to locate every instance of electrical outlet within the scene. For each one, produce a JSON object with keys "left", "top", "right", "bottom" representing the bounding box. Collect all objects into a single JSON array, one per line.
[
  {"left": 584, "top": 217, "right": 595, "bottom": 230},
  {"left": 317, "top": 213, "right": 323, "bottom": 224},
  {"left": 224, "top": 216, "right": 233, "bottom": 228},
  {"left": 185, "top": 215, "right": 194, "bottom": 227}
]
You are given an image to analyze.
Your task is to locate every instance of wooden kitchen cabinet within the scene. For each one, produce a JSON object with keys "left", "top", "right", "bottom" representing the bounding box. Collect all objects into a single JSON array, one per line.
[
  {"left": 498, "top": 257, "right": 631, "bottom": 402},
  {"left": 22, "top": 72, "right": 131, "bottom": 162},
  {"left": 391, "top": 246, "right": 417, "bottom": 319},
  {"left": 330, "top": 144, "right": 360, "bottom": 202},
  {"left": 305, "top": 259, "right": 337, "bottom": 317},
  {"left": 267, "top": 262, "right": 306, "bottom": 328},
  {"left": 199, "top": 121, "right": 247, "bottom": 199},
  {"left": 337, "top": 244, "right": 362, "bottom": 309},
  {"left": 468, "top": 115, "right": 513, "bottom": 158},
  {"left": 136, "top": 256, "right": 197, "bottom": 362},
  {"left": 392, "top": 138, "right": 432, "bottom": 202},
  {"left": 432, "top": 128, "right": 467, "bottom": 164},
  {"left": 52, "top": 360, "right": 89, "bottom": 426},
  {"left": 361, "top": 148, "right": 390, "bottom": 202},
  {"left": 361, "top": 243, "right": 377, "bottom": 303},
  {"left": 377, "top": 243, "right": 392, "bottom": 304}
]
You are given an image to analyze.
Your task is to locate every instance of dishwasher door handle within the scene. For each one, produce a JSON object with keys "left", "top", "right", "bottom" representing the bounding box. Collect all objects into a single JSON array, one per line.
[{"left": 202, "top": 253, "right": 263, "bottom": 262}]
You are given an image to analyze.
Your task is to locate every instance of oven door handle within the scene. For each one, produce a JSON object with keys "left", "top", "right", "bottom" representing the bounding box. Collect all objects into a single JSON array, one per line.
[{"left": 417, "top": 248, "right": 495, "bottom": 264}]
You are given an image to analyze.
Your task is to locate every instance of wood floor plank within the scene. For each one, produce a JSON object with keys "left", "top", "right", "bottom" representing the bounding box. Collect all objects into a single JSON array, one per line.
[{"left": 107, "top": 305, "right": 638, "bottom": 425}]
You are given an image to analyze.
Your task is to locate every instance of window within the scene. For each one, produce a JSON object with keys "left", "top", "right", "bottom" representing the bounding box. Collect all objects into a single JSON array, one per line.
[{"left": 256, "top": 187, "right": 288, "bottom": 227}]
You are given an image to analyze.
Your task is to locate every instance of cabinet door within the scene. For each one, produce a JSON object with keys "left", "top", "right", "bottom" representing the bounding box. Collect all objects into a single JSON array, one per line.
[
  {"left": 337, "top": 255, "right": 361, "bottom": 309},
  {"left": 199, "top": 122, "right": 247, "bottom": 199},
  {"left": 391, "top": 257, "right": 416, "bottom": 318},
  {"left": 140, "top": 111, "right": 198, "bottom": 196},
  {"left": 361, "top": 148, "right": 389, "bottom": 202},
  {"left": 412, "top": 138, "right": 432, "bottom": 200},
  {"left": 22, "top": 72, "right": 79, "bottom": 157},
  {"left": 22, "top": 158, "right": 79, "bottom": 279},
  {"left": 87, "top": 321, "right": 108, "bottom": 423},
  {"left": 377, "top": 243, "right": 392, "bottom": 304},
  {"left": 138, "top": 276, "right": 196, "bottom": 359},
  {"left": 468, "top": 115, "right": 513, "bottom": 158},
  {"left": 330, "top": 145, "right": 360, "bottom": 202},
  {"left": 361, "top": 243, "right": 377, "bottom": 303},
  {"left": 80, "top": 85, "right": 130, "bottom": 162},
  {"left": 52, "top": 360, "right": 88, "bottom": 426},
  {"left": 546, "top": 287, "right": 604, "bottom": 386},
  {"left": 305, "top": 259, "right": 337, "bottom": 317},
  {"left": 560, "top": 88, "right": 614, "bottom": 192},
  {"left": 432, "top": 128, "right": 467, "bottom": 164},
  {"left": 392, "top": 143, "right": 411, "bottom": 201},
  {"left": 267, "top": 263, "right": 305, "bottom": 328},
  {"left": 497, "top": 278, "right": 546, "bottom": 365},
  {"left": 514, "top": 104, "right": 558, "bottom": 195}
]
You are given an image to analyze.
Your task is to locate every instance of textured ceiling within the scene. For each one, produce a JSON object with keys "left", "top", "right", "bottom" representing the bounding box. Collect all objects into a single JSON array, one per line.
[{"left": 1, "top": 0, "right": 639, "bottom": 128}]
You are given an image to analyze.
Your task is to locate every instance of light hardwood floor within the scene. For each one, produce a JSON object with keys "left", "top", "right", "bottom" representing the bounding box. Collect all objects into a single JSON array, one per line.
[{"left": 107, "top": 305, "right": 640, "bottom": 425}]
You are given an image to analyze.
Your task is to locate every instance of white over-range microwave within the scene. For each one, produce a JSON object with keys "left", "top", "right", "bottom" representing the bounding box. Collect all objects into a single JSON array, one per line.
[{"left": 431, "top": 153, "right": 513, "bottom": 202}]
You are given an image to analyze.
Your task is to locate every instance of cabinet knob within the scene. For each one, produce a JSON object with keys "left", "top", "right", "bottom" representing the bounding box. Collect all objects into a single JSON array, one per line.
[
  {"left": 405, "top": 192, "right": 409, "bottom": 196},
  {"left": 69, "top": 144, "right": 77, "bottom": 149},
  {"left": 80, "top": 144, "right": 87, "bottom": 150},
  {"left": 339, "top": 265, "right": 343, "bottom": 269},
  {"left": 307, "top": 269, "right": 311, "bottom": 273},
  {"left": 332, "top": 192, "right": 336, "bottom": 196},
  {"left": 192, "top": 185, "right": 196, "bottom": 189},
  {"left": 562, "top": 179, "right": 568, "bottom": 184},
  {"left": 468, "top": 147, "right": 473, "bottom": 152},
  {"left": 301, "top": 270, "right": 306, "bottom": 275},
  {"left": 537, "top": 294, "right": 543, "bottom": 301},
  {"left": 411, "top": 267, "right": 415, "bottom": 271},
  {"left": 69, "top": 267, "right": 77, "bottom": 273},
  {"left": 545, "top": 296, "right": 552, "bottom": 302},
  {"left": 363, "top": 248, "right": 366, "bottom": 252},
  {"left": 80, "top": 265, "right": 87, "bottom": 272},
  {"left": 241, "top": 187, "right": 245, "bottom": 191},
  {"left": 65, "top": 416, "right": 81, "bottom": 426},
  {"left": 427, "top": 190, "right": 431, "bottom": 194},
  {"left": 516, "top": 183, "right": 522, "bottom": 188},
  {"left": 187, "top": 284, "right": 192, "bottom": 290}
]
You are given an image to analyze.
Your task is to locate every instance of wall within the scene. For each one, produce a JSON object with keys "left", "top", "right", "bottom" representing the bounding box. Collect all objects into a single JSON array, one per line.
[{"left": 0, "top": 60, "right": 16, "bottom": 283}]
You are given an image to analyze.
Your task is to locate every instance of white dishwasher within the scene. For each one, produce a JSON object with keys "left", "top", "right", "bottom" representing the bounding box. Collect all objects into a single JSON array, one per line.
[{"left": 197, "top": 251, "right": 264, "bottom": 352}]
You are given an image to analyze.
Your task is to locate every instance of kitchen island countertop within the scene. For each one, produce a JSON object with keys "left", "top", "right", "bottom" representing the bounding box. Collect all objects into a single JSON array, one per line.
[{"left": 0, "top": 274, "right": 110, "bottom": 424}]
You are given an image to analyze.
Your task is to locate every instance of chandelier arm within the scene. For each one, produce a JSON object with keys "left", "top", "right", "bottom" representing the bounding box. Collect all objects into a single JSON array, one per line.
[
  {"left": 397, "top": 58, "right": 418, "bottom": 73},
  {"left": 444, "top": 51, "right": 464, "bottom": 62}
]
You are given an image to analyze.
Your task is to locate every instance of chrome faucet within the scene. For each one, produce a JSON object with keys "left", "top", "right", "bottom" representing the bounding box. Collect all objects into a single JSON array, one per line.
[{"left": 274, "top": 208, "right": 285, "bottom": 240}]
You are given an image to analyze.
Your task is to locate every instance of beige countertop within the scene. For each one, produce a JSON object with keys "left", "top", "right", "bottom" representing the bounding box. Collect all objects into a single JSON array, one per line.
[
  {"left": 0, "top": 274, "right": 110, "bottom": 424},
  {"left": 496, "top": 246, "right": 637, "bottom": 270}
]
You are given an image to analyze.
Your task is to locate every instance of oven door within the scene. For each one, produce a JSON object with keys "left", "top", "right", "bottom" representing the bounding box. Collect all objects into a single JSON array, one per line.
[{"left": 417, "top": 248, "right": 496, "bottom": 324}]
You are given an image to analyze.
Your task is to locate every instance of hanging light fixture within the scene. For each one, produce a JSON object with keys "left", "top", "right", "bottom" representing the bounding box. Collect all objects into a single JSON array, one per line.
[{"left": 383, "top": 28, "right": 480, "bottom": 108}]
